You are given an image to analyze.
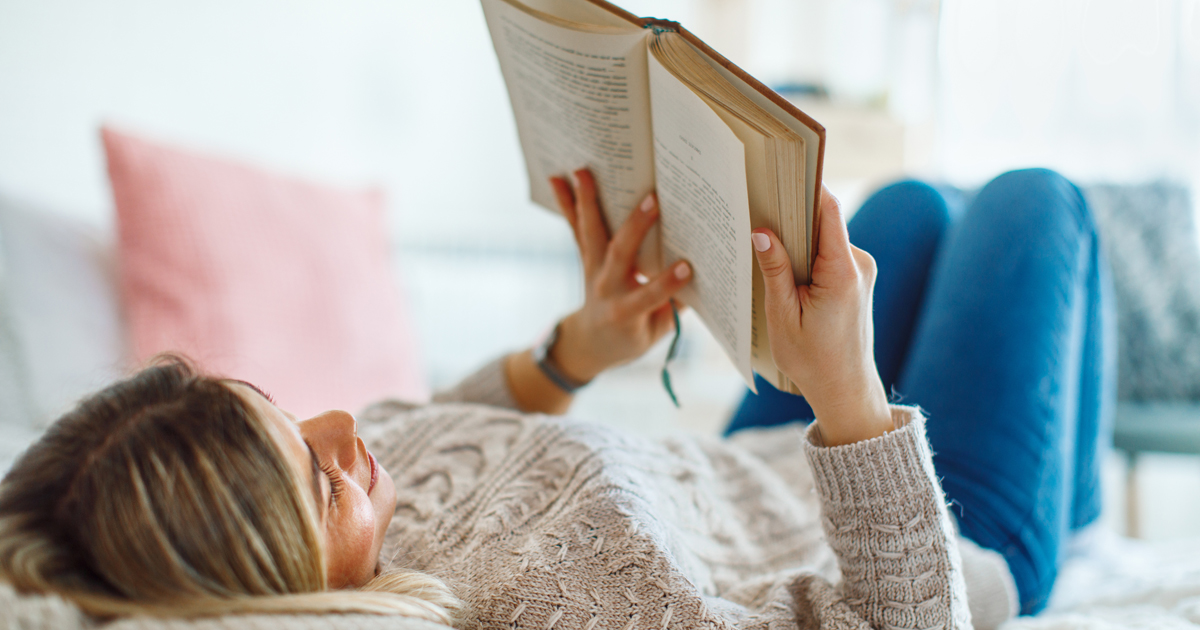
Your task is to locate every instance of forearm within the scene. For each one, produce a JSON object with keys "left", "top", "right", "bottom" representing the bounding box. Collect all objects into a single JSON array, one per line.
[
  {"left": 805, "top": 406, "right": 972, "bottom": 630},
  {"left": 503, "top": 310, "right": 614, "bottom": 415},
  {"left": 428, "top": 350, "right": 576, "bottom": 414},
  {"left": 431, "top": 355, "right": 520, "bottom": 409}
]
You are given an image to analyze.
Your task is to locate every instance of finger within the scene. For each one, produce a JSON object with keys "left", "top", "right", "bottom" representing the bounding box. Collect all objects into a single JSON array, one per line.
[
  {"left": 812, "top": 186, "right": 855, "bottom": 278},
  {"left": 850, "top": 245, "right": 878, "bottom": 285},
  {"left": 618, "top": 260, "right": 691, "bottom": 317},
  {"left": 752, "top": 229, "right": 801, "bottom": 329},
  {"left": 606, "top": 192, "right": 658, "bottom": 277},
  {"left": 573, "top": 169, "right": 610, "bottom": 273},
  {"left": 550, "top": 176, "right": 577, "bottom": 227},
  {"left": 550, "top": 177, "right": 582, "bottom": 247}
]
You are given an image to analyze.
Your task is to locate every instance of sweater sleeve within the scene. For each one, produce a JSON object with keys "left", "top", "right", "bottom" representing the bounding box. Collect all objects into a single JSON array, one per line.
[
  {"left": 802, "top": 406, "right": 973, "bottom": 630},
  {"left": 430, "top": 356, "right": 520, "bottom": 410}
]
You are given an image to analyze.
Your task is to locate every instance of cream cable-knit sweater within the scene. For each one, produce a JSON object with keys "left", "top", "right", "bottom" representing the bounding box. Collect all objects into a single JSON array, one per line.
[
  {"left": 0, "top": 359, "right": 1018, "bottom": 630},
  {"left": 358, "top": 359, "right": 1018, "bottom": 630}
]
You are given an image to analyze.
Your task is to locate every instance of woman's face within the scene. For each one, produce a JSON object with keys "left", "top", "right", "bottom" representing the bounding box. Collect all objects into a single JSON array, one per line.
[{"left": 228, "top": 383, "right": 397, "bottom": 589}]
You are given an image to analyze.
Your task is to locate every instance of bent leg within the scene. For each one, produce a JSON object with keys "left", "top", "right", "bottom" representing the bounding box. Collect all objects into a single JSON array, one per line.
[
  {"left": 726, "top": 181, "right": 959, "bottom": 434},
  {"left": 896, "top": 169, "right": 1115, "bottom": 614}
]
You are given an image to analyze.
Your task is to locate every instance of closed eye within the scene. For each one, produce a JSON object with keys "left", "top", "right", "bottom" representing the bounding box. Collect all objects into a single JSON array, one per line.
[
  {"left": 304, "top": 440, "right": 335, "bottom": 515},
  {"left": 318, "top": 459, "right": 346, "bottom": 504}
]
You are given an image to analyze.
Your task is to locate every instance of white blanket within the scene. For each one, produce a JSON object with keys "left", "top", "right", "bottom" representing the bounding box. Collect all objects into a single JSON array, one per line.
[{"left": 1002, "top": 529, "right": 1200, "bottom": 629}]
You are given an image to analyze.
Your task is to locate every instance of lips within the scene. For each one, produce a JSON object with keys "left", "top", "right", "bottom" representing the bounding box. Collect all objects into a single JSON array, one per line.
[{"left": 367, "top": 450, "right": 379, "bottom": 495}]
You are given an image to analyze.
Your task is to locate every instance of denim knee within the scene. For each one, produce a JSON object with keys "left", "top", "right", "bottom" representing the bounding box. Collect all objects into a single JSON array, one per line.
[
  {"left": 850, "top": 180, "right": 959, "bottom": 389},
  {"left": 858, "top": 180, "right": 956, "bottom": 236},
  {"left": 978, "top": 169, "right": 1093, "bottom": 239}
]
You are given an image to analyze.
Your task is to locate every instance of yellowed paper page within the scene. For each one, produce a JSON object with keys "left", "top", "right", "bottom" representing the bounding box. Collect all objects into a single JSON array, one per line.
[
  {"left": 481, "top": 0, "right": 656, "bottom": 247},
  {"left": 694, "top": 102, "right": 798, "bottom": 392},
  {"left": 691, "top": 52, "right": 820, "bottom": 268},
  {"left": 647, "top": 52, "right": 754, "bottom": 390},
  {"left": 697, "top": 108, "right": 793, "bottom": 392}
]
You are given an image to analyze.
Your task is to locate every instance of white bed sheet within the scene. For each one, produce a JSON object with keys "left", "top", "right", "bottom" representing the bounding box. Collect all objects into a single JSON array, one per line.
[{"left": 1003, "top": 527, "right": 1200, "bottom": 629}]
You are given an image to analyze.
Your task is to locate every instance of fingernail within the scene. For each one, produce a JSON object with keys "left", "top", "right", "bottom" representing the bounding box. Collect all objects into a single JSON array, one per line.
[
  {"left": 640, "top": 194, "right": 656, "bottom": 212},
  {"left": 752, "top": 233, "right": 771, "bottom": 252},
  {"left": 674, "top": 262, "right": 691, "bottom": 280}
]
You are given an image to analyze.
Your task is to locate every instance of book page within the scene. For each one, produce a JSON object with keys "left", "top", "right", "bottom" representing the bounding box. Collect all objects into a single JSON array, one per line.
[
  {"left": 648, "top": 33, "right": 805, "bottom": 393},
  {"left": 700, "top": 109, "right": 794, "bottom": 392},
  {"left": 520, "top": 0, "right": 637, "bottom": 28},
  {"left": 691, "top": 53, "right": 821, "bottom": 270},
  {"left": 481, "top": 0, "right": 656, "bottom": 251},
  {"left": 692, "top": 90, "right": 800, "bottom": 393},
  {"left": 647, "top": 52, "right": 754, "bottom": 389}
]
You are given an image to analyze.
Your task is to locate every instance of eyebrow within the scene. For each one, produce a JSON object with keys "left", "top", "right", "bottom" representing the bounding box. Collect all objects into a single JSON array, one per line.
[{"left": 304, "top": 440, "right": 329, "bottom": 518}]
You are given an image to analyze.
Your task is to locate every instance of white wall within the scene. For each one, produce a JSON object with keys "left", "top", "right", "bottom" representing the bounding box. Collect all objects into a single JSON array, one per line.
[
  {"left": 936, "top": 0, "right": 1200, "bottom": 188},
  {"left": 0, "top": 0, "right": 696, "bottom": 245},
  {"left": 0, "top": 0, "right": 543, "bottom": 248}
]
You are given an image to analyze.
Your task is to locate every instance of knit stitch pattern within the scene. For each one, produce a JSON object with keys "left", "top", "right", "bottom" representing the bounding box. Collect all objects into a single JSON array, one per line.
[{"left": 361, "top": 402, "right": 970, "bottom": 630}]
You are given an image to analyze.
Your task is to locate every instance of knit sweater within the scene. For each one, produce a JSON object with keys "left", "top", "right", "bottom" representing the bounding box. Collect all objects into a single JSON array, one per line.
[{"left": 356, "top": 359, "right": 1008, "bottom": 630}]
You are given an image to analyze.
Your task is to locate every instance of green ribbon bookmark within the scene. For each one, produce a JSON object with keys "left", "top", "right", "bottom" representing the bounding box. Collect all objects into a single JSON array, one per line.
[{"left": 661, "top": 299, "right": 682, "bottom": 408}]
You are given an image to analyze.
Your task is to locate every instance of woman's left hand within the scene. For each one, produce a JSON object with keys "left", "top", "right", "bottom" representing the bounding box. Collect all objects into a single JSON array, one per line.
[{"left": 547, "top": 169, "right": 693, "bottom": 383}]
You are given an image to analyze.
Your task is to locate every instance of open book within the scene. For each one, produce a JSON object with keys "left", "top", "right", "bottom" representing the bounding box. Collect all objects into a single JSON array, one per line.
[{"left": 481, "top": 0, "right": 826, "bottom": 394}]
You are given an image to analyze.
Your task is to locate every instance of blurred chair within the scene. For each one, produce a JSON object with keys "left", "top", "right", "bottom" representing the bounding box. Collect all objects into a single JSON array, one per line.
[
  {"left": 1086, "top": 182, "right": 1200, "bottom": 538},
  {"left": 1113, "top": 403, "right": 1200, "bottom": 536}
]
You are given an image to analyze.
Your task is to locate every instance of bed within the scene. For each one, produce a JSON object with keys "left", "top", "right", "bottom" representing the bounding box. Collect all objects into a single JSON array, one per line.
[{"left": 1007, "top": 529, "right": 1200, "bottom": 629}]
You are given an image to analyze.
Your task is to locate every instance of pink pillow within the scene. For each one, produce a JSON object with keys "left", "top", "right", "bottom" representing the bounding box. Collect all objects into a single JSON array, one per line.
[{"left": 103, "top": 127, "right": 428, "bottom": 417}]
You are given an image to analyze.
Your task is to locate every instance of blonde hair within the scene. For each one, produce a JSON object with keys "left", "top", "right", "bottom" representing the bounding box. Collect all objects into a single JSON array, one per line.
[{"left": 0, "top": 358, "right": 460, "bottom": 624}]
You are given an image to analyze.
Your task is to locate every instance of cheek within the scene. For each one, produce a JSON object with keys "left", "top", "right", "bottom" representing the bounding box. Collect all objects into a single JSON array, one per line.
[
  {"left": 325, "top": 490, "right": 380, "bottom": 588},
  {"left": 373, "top": 468, "right": 397, "bottom": 540}
]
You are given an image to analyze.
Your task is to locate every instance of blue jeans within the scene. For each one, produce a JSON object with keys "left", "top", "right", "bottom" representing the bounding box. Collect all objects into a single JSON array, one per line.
[{"left": 726, "top": 169, "right": 1116, "bottom": 615}]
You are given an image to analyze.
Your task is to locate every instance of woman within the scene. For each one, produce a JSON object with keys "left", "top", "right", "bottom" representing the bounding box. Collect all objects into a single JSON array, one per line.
[{"left": 0, "top": 168, "right": 1100, "bottom": 630}]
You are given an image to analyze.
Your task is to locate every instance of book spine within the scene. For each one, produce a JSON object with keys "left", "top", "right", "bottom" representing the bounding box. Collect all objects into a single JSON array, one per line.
[{"left": 641, "top": 18, "right": 680, "bottom": 34}]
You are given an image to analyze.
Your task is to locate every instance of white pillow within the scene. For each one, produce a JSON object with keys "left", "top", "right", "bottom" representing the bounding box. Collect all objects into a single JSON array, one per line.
[{"left": 0, "top": 194, "right": 129, "bottom": 436}]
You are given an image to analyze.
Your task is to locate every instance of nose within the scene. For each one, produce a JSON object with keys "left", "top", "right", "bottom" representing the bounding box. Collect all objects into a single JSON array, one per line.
[{"left": 297, "top": 410, "right": 359, "bottom": 468}]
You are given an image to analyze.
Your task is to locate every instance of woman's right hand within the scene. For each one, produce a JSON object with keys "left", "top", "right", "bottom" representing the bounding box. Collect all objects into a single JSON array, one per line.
[{"left": 752, "top": 187, "right": 893, "bottom": 446}]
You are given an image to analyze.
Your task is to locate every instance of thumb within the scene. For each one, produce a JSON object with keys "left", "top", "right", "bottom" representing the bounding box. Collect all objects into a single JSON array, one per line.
[{"left": 752, "top": 229, "right": 800, "bottom": 325}]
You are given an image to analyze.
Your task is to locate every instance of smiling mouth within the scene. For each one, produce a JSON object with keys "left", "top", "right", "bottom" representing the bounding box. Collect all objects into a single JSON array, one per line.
[{"left": 367, "top": 450, "right": 379, "bottom": 495}]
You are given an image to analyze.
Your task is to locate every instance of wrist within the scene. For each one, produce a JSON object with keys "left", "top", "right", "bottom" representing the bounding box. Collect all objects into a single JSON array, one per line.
[
  {"left": 532, "top": 321, "right": 592, "bottom": 393},
  {"left": 809, "top": 378, "right": 893, "bottom": 446},
  {"left": 550, "top": 312, "right": 607, "bottom": 383},
  {"left": 505, "top": 350, "right": 573, "bottom": 414}
]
